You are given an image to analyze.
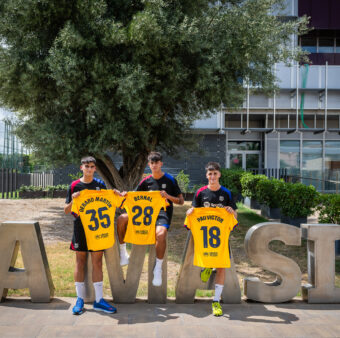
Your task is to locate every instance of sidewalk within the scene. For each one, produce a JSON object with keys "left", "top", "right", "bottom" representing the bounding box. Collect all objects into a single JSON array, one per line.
[{"left": 0, "top": 297, "right": 340, "bottom": 337}]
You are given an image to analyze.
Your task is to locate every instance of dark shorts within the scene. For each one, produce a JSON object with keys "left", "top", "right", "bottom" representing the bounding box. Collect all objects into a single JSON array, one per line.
[
  {"left": 70, "top": 220, "right": 102, "bottom": 252},
  {"left": 156, "top": 213, "right": 171, "bottom": 229}
]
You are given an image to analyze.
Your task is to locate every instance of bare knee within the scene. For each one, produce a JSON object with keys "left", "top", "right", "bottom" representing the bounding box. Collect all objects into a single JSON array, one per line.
[
  {"left": 156, "top": 227, "right": 167, "bottom": 243},
  {"left": 118, "top": 213, "right": 128, "bottom": 226}
]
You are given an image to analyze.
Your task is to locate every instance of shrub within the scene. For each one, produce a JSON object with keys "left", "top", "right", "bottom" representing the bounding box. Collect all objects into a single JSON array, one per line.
[
  {"left": 220, "top": 169, "right": 246, "bottom": 197},
  {"left": 241, "top": 173, "right": 268, "bottom": 199},
  {"left": 255, "top": 178, "right": 284, "bottom": 208},
  {"left": 191, "top": 184, "right": 205, "bottom": 193},
  {"left": 279, "top": 182, "right": 319, "bottom": 218},
  {"left": 176, "top": 170, "right": 190, "bottom": 193},
  {"left": 316, "top": 194, "right": 340, "bottom": 224}
]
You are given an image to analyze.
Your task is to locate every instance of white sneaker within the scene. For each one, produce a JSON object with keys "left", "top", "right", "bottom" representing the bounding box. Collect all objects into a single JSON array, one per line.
[
  {"left": 152, "top": 267, "right": 162, "bottom": 287},
  {"left": 120, "top": 253, "right": 129, "bottom": 266}
]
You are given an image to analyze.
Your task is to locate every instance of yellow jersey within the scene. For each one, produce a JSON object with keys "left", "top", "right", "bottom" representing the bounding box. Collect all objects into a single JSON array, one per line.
[
  {"left": 71, "top": 189, "right": 123, "bottom": 251},
  {"left": 184, "top": 207, "right": 238, "bottom": 268},
  {"left": 122, "top": 191, "right": 168, "bottom": 245}
]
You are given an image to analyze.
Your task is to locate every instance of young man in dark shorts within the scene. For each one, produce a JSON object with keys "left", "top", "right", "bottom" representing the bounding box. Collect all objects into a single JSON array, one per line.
[
  {"left": 64, "top": 156, "right": 118, "bottom": 315},
  {"left": 117, "top": 151, "right": 184, "bottom": 286},
  {"left": 186, "top": 161, "right": 238, "bottom": 316}
]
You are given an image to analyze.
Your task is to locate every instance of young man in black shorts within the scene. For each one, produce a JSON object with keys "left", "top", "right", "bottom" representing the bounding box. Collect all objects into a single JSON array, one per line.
[
  {"left": 117, "top": 151, "right": 184, "bottom": 286},
  {"left": 64, "top": 156, "right": 118, "bottom": 315},
  {"left": 186, "top": 161, "right": 237, "bottom": 316}
]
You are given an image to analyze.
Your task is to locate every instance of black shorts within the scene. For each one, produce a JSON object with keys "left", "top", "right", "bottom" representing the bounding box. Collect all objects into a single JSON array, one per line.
[
  {"left": 156, "top": 213, "right": 171, "bottom": 229},
  {"left": 70, "top": 220, "right": 102, "bottom": 252}
]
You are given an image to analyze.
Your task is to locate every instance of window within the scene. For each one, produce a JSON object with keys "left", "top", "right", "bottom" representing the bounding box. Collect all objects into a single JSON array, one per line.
[
  {"left": 325, "top": 141, "right": 340, "bottom": 170},
  {"left": 319, "top": 37, "right": 334, "bottom": 53},
  {"left": 300, "top": 35, "right": 317, "bottom": 53},
  {"left": 280, "top": 141, "right": 300, "bottom": 169}
]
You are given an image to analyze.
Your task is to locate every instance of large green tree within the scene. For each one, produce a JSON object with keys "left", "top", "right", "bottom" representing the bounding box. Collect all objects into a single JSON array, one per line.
[{"left": 0, "top": 0, "right": 307, "bottom": 189}]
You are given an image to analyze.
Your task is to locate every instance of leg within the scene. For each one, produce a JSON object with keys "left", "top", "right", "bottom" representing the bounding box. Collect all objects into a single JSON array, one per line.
[
  {"left": 155, "top": 226, "right": 167, "bottom": 259},
  {"left": 117, "top": 213, "right": 128, "bottom": 244},
  {"left": 152, "top": 226, "right": 167, "bottom": 287},
  {"left": 90, "top": 251, "right": 116, "bottom": 314},
  {"left": 91, "top": 251, "right": 103, "bottom": 283},
  {"left": 212, "top": 268, "right": 225, "bottom": 317},
  {"left": 74, "top": 251, "right": 87, "bottom": 282},
  {"left": 73, "top": 251, "right": 87, "bottom": 315},
  {"left": 117, "top": 213, "right": 130, "bottom": 266}
]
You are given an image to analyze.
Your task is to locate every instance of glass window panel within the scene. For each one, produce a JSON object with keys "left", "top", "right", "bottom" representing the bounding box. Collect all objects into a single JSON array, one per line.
[
  {"left": 319, "top": 37, "right": 334, "bottom": 46},
  {"left": 280, "top": 141, "right": 300, "bottom": 169},
  {"left": 228, "top": 141, "right": 260, "bottom": 151},
  {"left": 229, "top": 154, "right": 243, "bottom": 169},
  {"left": 336, "top": 39, "right": 340, "bottom": 53},
  {"left": 301, "top": 35, "right": 317, "bottom": 53},
  {"left": 302, "top": 141, "right": 322, "bottom": 170},
  {"left": 246, "top": 154, "right": 259, "bottom": 170},
  {"left": 325, "top": 141, "right": 340, "bottom": 170},
  {"left": 318, "top": 46, "right": 334, "bottom": 53}
]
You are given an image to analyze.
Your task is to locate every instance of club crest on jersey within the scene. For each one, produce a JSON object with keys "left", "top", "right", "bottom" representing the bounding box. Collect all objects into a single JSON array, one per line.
[
  {"left": 219, "top": 196, "right": 224, "bottom": 201},
  {"left": 162, "top": 184, "right": 166, "bottom": 189},
  {"left": 96, "top": 187, "right": 100, "bottom": 190},
  {"left": 204, "top": 202, "right": 210, "bottom": 207},
  {"left": 74, "top": 243, "right": 79, "bottom": 249}
]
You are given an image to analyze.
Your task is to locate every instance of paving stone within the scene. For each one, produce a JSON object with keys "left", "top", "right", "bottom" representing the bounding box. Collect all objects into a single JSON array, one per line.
[
  {"left": 37, "top": 325, "right": 99, "bottom": 337},
  {"left": 0, "top": 325, "right": 42, "bottom": 337}
]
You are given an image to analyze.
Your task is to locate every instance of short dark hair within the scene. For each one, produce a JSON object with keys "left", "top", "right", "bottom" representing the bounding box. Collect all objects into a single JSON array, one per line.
[
  {"left": 148, "top": 151, "right": 162, "bottom": 162},
  {"left": 81, "top": 156, "right": 96, "bottom": 165},
  {"left": 205, "top": 161, "right": 220, "bottom": 172}
]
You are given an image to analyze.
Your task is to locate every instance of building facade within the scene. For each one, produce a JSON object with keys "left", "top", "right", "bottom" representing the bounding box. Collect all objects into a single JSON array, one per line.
[{"left": 169, "top": 0, "right": 340, "bottom": 191}]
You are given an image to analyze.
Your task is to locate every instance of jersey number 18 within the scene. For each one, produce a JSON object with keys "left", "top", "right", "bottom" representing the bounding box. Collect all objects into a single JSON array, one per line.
[{"left": 200, "top": 226, "right": 221, "bottom": 248}]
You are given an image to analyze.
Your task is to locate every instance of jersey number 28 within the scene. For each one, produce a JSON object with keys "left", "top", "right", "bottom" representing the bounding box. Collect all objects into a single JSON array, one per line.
[{"left": 132, "top": 206, "right": 154, "bottom": 226}]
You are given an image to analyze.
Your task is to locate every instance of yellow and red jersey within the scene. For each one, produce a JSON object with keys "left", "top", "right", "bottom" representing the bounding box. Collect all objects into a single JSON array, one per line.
[
  {"left": 121, "top": 191, "right": 168, "bottom": 245},
  {"left": 72, "top": 189, "right": 123, "bottom": 251},
  {"left": 184, "top": 207, "right": 238, "bottom": 268}
]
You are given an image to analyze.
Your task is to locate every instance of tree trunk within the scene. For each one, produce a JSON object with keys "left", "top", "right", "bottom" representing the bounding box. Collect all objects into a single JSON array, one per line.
[{"left": 96, "top": 152, "right": 149, "bottom": 191}]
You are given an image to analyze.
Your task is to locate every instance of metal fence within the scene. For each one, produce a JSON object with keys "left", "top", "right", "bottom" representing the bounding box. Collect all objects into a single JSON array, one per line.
[
  {"left": 0, "top": 169, "right": 54, "bottom": 198},
  {"left": 247, "top": 168, "right": 340, "bottom": 194}
]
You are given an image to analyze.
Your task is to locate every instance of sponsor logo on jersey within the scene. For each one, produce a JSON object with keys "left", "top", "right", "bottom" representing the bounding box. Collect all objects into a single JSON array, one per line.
[
  {"left": 203, "top": 202, "right": 224, "bottom": 208},
  {"left": 96, "top": 187, "right": 100, "bottom": 190},
  {"left": 219, "top": 196, "right": 224, "bottom": 201},
  {"left": 204, "top": 202, "right": 210, "bottom": 207},
  {"left": 162, "top": 184, "right": 166, "bottom": 189}
]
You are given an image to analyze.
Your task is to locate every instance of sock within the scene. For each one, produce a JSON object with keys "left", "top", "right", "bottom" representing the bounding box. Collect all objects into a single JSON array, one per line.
[
  {"left": 120, "top": 243, "right": 128, "bottom": 256},
  {"left": 75, "top": 282, "right": 85, "bottom": 300},
  {"left": 93, "top": 281, "right": 103, "bottom": 303},
  {"left": 213, "top": 284, "right": 224, "bottom": 302},
  {"left": 155, "top": 258, "right": 163, "bottom": 271}
]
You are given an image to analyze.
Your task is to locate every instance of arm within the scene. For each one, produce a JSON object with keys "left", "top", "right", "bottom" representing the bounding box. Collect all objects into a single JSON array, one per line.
[
  {"left": 64, "top": 191, "right": 80, "bottom": 214},
  {"left": 160, "top": 191, "right": 184, "bottom": 205}
]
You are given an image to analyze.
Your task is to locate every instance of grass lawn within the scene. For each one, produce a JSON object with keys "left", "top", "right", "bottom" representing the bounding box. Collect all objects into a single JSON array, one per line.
[{"left": 6, "top": 202, "right": 340, "bottom": 298}]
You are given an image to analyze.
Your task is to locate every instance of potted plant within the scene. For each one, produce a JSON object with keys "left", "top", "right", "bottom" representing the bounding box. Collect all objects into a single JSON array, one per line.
[
  {"left": 241, "top": 173, "right": 267, "bottom": 209},
  {"left": 256, "top": 178, "right": 284, "bottom": 219},
  {"left": 279, "top": 182, "right": 319, "bottom": 227},
  {"left": 53, "top": 184, "right": 68, "bottom": 198}
]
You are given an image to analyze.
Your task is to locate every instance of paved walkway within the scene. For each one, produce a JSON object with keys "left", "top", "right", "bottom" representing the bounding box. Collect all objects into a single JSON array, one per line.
[{"left": 0, "top": 297, "right": 340, "bottom": 337}]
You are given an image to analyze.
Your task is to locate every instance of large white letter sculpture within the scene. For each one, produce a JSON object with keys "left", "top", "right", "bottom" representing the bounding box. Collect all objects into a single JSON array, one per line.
[
  {"left": 175, "top": 232, "right": 241, "bottom": 304},
  {"left": 0, "top": 221, "right": 54, "bottom": 302},
  {"left": 84, "top": 232, "right": 167, "bottom": 304},
  {"left": 301, "top": 223, "right": 340, "bottom": 303},
  {"left": 244, "top": 222, "right": 301, "bottom": 303}
]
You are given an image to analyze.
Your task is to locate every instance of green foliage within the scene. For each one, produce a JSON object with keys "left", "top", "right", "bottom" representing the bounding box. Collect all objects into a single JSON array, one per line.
[
  {"left": 279, "top": 182, "right": 319, "bottom": 218},
  {"left": 220, "top": 169, "right": 246, "bottom": 196},
  {"left": 255, "top": 178, "right": 284, "bottom": 208},
  {"left": 19, "top": 184, "right": 68, "bottom": 192},
  {"left": 0, "top": 0, "right": 308, "bottom": 188},
  {"left": 316, "top": 194, "right": 340, "bottom": 225},
  {"left": 191, "top": 183, "right": 205, "bottom": 193},
  {"left": 68, "top": 172, "right": 83, "bottom": 181},
  {"left": 176, "top": 170, "right": 190, "bottom": 193},
  {"left": 240, "top": 172, "right": 267, "bottom": 199}
]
